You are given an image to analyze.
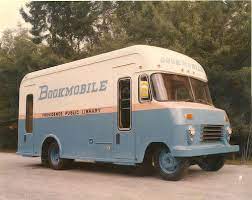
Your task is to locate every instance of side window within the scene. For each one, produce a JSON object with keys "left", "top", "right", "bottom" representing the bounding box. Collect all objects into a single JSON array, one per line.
[
  {"left": 25, "top": 94, "right": 33, "bottom": 133},
  {"left": 139, "top": 74, "right": 151, "bottom": 102},
  {"left": 118, "top": 78, "right": 131, "bottom": 130}
]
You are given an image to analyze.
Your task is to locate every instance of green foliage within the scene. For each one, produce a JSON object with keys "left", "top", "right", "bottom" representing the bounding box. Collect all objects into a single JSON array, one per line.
[
  {"left": 209, "top": 67, "right": 251, "bottom": 133},
  {"left": 0, "top": 26, "right": 67, "bottom": 127},
  {"left": 0, "top": 1, "right": 250, "bottom": 154},
  {"left": 20, "top": 1, "right": 108, "bottom": 58}
]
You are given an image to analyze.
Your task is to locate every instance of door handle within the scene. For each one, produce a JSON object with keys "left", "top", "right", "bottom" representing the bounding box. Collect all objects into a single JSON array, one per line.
[
  {"left": 89, "top": 138, "right": 94, "bottom": 144},
  {"left": 116, "top": 133, "right": 120, "bottom": 144}
]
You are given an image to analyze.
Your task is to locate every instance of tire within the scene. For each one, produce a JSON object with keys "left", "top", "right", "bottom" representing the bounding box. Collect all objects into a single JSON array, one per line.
[
  {"left": 48, "top": 142, "right": 73, "bottom": 170},
  {"left": 41, "top": 157, "right": 49, "bottom": 167},
  {"left": 154, "top": 147, "right": 189, "bottom": 181},
  {"left": 197, "top": 155, "right": 225, "bottom": 171},
  {"left": 134, "top": 157, "right": 155, "bottom": 176}
]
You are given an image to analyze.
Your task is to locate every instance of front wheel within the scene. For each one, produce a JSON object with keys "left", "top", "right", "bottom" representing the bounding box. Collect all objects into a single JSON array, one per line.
[
  {"left": 48, "top": 142, "right": 73, "bottom": 170},
  {"left": 197, "top": 155, "right": 225, "bottom": 171},
  {"left": 154, "top": 147, "right": 189, "bottom": 181}
]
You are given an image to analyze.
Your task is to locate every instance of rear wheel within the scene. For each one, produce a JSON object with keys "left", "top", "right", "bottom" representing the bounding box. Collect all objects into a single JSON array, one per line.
[
  {"left": 48, "top": 142, "right": 73, "bottom": 170},
  {"left": 197, "top": 155, "right": 225, "bottom": 171},
  {"left": 154, "top": 147, "right": 188, "bottom": 181},
  {"left": 41, "top": 157, "right": 49, "bottom": 167}
]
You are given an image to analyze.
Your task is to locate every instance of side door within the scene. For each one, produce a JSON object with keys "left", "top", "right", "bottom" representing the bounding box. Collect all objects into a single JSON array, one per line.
[
  {"left": 19, "top": 92, "right": 34, "bottom": 154},
  {"left": 113, "top": 68, "right": 135, "bottom": 160}
]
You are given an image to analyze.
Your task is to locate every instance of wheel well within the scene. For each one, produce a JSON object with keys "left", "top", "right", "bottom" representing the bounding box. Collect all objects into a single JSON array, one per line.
[
  {"left": 41, "top": 137, "right": 57, "bottom": 160},
  {"left": 143, "top": 142, "right": 168, "bottom": 163}
]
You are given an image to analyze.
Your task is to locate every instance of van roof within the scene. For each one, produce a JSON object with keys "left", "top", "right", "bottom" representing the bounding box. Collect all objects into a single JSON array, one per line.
[{"left": 22, "top": 45, "right": 207, "bottom": 82}]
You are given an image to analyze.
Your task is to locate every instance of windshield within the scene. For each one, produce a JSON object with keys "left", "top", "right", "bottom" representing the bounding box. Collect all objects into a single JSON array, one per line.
[
  {"left": 190, "top": 78, "right": 213, "bottom": 105},
  {"left": 151, "top": 73, "right": 213, "bottom": 105}
]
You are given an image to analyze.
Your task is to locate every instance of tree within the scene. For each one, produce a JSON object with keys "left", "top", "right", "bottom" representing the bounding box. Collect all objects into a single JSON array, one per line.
[
  {"left": 20, "top": 1, "right": 103, "bottom": 58},
  {"left": 0, "top": 26, "right": 68, "bottom": 149}
]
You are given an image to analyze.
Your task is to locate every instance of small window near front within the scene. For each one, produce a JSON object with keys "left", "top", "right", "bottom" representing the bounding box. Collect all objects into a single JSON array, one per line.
[
  {"left": 139, "top": 74, "right": 151, "bottom": 102},
  {"left": 25, "top": 94, "right": 33, "bottom": 133},
  {"left": 118, "top": 78, "right": 131, "bottom": 130}
]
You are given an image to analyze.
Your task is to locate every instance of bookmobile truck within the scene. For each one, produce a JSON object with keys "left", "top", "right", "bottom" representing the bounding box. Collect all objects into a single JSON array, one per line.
[{"left": 18, "top": 45, "right": 239, "bottom": 181}]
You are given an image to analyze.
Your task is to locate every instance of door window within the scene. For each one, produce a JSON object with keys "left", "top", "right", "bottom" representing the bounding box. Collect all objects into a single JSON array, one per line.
[
  {"left": 118, "top": 78, "right": 131, "bottom": 130},
  {"left": 25, "top": 94, "right": 33, "bottom": 133}
]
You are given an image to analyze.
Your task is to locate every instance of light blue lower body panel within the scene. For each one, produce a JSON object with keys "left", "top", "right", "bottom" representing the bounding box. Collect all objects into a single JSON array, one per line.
[
  {"left": 18, "top": 107, "right": 239, "bottom": 164},
  {"left": 18, "top": 113, "right": 115, "bottom": 160},
  {"left": 172, "top": 144, "right": 239, "bottom": 157}
]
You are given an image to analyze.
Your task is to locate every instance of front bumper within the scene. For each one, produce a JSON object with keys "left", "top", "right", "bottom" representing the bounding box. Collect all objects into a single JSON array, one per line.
[{"left": 171, "top": 143, "right": 239, "bottom": 157}]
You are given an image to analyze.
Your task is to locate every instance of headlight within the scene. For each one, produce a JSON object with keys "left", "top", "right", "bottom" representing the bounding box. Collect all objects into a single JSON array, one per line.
[
  {"left": 188, "top": 126, "right": 196, "bottom": 136},
  {"left": 187, "top": 125, "right": 196, "bottom": 142},
  {"left": 226, "top": 126, "right": 232, "bottom": 135},
  {"left": 226, "top": 126, "right": 232, "bottom": 142}
]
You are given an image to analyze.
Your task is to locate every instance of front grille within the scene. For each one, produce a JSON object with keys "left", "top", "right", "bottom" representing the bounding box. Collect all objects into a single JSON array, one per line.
[{"left": 201, "top": 125, "right": 223, "bottom": 141}]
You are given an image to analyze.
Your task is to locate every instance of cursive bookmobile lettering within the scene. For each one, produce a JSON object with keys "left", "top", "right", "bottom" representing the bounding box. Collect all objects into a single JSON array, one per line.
[{"left": 38, "top": 80, "right": 108, "bottom": 100}]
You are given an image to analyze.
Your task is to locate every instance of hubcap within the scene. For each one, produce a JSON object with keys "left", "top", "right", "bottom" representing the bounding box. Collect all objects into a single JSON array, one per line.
[
  {"left": 50, "top": 144, "right": 60, "bottom": 166},
  {"left": 159, "top": 149, "right": 179, "bottom": 174}
]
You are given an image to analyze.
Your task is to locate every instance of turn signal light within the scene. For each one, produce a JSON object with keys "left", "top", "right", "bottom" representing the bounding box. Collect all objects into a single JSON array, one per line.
[{"left": 185, "top": 113, "right": 193, "bottom": 119}]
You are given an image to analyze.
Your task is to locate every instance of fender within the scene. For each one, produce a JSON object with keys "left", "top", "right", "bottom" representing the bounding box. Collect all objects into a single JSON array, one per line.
[
  {"left": 137, "top": 141, "right": 170, "bottom": 163},
  {"left": 41, "top": 134, "right": 63, "bottom": 156}
]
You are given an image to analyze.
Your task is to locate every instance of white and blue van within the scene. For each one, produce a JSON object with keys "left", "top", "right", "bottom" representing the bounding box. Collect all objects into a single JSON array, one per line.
[{"left": 18, "top": 45, "right": 239, "bottom": 180}]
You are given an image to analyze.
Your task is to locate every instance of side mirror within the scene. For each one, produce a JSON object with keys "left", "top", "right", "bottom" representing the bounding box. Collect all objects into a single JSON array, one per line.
[{"left": 140, "top": 80, "right": 150, "bottom": 100}]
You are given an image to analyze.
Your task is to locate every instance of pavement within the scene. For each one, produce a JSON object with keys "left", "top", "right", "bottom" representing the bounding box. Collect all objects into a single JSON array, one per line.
[{"left": 0, "top": 152, "right": 251, "bottom": 200}]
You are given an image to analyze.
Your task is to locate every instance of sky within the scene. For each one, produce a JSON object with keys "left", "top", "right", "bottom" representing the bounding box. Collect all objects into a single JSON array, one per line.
[{"left": 0, "top": 0, "right": 29, "bottom": 35}]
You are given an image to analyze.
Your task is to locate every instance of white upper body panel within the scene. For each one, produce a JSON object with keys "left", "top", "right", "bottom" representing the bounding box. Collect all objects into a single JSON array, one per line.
[
  {"left": 19, "top": 45, "right": 208, "bottom": 116},
  {"left": 21, "top": 45, "right": 207, "bottom": 82}
]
